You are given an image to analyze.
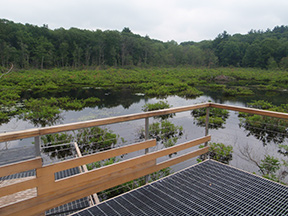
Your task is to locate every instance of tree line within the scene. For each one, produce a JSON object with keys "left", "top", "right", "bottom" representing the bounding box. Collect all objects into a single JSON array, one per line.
[{"left": 1, "top": 19, "right": 288, "bottom": 70}]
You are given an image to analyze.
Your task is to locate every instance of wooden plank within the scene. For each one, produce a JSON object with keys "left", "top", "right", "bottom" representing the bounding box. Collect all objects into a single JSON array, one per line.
[
  {"left": 0, "top": 157, "right": 42, "bottom": 177},
  {"left": 44, "top": 136, "right": 210, "bottom": 194},
  {"left": 40, "top": 139, "right": 157, "bottom": 175},
  {"left": 0, "top": 129, "right": 40, "bottom": 143},
  {"left": 155, "top": 146, "right": 209, "bottom": 170},
  {"left": 71, "top": 148, "right": 209, "bottom": 198},
  {"left": 0, "top": 178, "right": 38, "bottom": 198},
  {"left": 210, "top": 103, "right": 288, "bottom": 119},
  {"left": 36, "top": 139, "right": 157, "bottom": 195},
  {"left": 0, "top": 144, "right": 208, "bottom": 216},
  {"left": 68, "top": 147, "right": 209, "bottom": 197},
  {"left": 0, "top": 103, "right": 210, "bottom": 142},
  {"left": 36, "top": 167, "right": 57, "bottom": 196},
  {"left": 73, "top": 142, "right": 89, "bottom": 172},
  {"left": 0, "top": 160, "right": 156, "bottom": 216}
]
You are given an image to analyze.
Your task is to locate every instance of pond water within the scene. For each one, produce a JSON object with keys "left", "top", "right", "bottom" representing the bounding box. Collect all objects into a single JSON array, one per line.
[{"left": 0, "top": 88, "right": 287, "bottom": 181}]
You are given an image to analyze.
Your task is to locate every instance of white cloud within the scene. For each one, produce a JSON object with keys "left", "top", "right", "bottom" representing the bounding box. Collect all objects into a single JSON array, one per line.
[{"left": 1, "top": 0, "right": 288, "bottom": 42}]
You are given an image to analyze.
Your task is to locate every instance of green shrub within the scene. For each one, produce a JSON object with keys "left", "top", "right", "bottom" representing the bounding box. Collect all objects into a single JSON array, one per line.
[
  {"left": 198, "top": 142, "right": 233, "bottom": 164},
  {"left": 142, "top": 100, "right": 174, "bottom": 119}
]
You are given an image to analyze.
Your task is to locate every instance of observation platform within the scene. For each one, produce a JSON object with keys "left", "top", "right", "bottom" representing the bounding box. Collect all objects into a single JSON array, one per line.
[
  {"left": 72, "top": 160, "right": 288, "bottom": 216},
  {"left": 0, "top": 102, "right": 287, "bottom": 216}
]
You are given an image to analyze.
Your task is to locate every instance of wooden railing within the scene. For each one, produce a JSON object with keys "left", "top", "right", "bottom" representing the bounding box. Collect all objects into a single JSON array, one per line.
[
  {"left": 0, "top": 137, "right": 210, "bottom": 216},
  {"left": 0, "top": 102, "right": 287, "bottom": 216}
]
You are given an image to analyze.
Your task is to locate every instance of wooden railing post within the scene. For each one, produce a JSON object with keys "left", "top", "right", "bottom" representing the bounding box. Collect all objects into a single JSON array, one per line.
[
  {"left": 34, "top": 136, "right": 41, "bottom": 157},
  {"left": 145, "top": 117, "right": 149, "bottom": 143},
  {"left": 204, "top": 107, "right": 210, "bottom": 159},
  {"left": 145, "top": 117, "right": 149, "bottom": 184},
  {"left": 205, "top": 107, "right": 210, "bottom": 144}
]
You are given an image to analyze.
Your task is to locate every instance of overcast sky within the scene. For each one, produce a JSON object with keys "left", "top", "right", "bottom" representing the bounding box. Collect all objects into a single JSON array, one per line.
[{"left": 1, "top": 0, "right": 288, "bottom": 43}]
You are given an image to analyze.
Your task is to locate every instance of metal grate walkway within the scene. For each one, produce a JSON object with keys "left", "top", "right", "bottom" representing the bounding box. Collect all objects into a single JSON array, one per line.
[{"left": 72, "top": 160, "right": 288, "bottom": 216}]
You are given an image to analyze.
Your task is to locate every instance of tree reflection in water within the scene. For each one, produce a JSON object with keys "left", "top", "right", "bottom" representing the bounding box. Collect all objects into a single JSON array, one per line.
[
  {"left": 41, "top": 127, "right": 118, "bottom": 160},
  {"left": 238, "top": 100, "right": 288, "bottom": 146},
  {"left": 191, "top": 107, "right": 229, "bottom": 129}
]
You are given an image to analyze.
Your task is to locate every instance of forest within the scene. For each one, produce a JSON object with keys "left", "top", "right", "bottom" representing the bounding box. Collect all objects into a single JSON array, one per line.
[{"left": 1, "top": 18, "right": 288, "bottom": 70}]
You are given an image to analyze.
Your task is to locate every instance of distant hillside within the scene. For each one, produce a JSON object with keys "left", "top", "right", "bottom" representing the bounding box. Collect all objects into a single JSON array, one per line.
[{"left": 0, "top": 19, "right": 288, "bottom": 69}]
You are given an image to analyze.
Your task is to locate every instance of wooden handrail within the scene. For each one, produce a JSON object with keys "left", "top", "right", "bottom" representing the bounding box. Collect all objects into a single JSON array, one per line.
[
  {"left": 0, "top": 102, "right": 287, "bottom": 143},
  {"left": 0, "top": 102, "right": 210, "bottom": 143},
  {"left": 0, "top": 157, "right": 42, "bottom": 177},
  {"left": 210, "top": 103, "right": 288, "bottom": 119}
]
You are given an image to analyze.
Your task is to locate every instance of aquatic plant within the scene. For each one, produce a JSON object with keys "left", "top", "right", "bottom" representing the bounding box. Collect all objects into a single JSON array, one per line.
[
  {"left": 20, "top": 98, "right": 62, "bottom": 127},
  {"left": 198, "top": 142, "right": 233, "bottom": 164},
  {"left": 142, "top": 100, "right": 174, "bottom": 119},
  {"left": 223, "top": 87, "right": 254, "bottom": 96}
]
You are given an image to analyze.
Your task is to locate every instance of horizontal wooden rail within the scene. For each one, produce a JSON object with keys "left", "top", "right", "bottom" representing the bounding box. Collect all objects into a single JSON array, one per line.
[
  {"left": 0, "top": 178, "right": 38, "bottom": 198},
  {"left": 210, "top": 103, "right": 288, "bottom": 119},
  {"left": 0, "top": 157, "right": 42, "bottom": 177},
  {"left": 0, "top": 102, "right": 210, "bottom": 142},
  {"left": 35, "top": 136, "right": 209, "bottom": 195},
  {"left": 0, "top": 102, "right": 287, "bottom": 143},
  {"left": 27, "top": 148, "right": 210, "bottom": 216},
  {"left": 51, "top": 136, "right": 210, "bottom": 193},
  {"left": 41, "top": 139, "right": 156, "bottom": 174},
  {"left": 0, "top": 140, "right": 156, "bottom": 198}
]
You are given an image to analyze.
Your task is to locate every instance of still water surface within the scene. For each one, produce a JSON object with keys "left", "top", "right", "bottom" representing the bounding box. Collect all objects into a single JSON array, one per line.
[{"left": 0, "top": 88, "right": 287, "bottom": 179}]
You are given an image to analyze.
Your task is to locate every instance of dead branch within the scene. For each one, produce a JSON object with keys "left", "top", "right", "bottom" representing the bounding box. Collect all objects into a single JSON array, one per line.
[
  {"left": 238, "top": 144, "right": 263, "bottom": 174},
  {"left": 0, "top": 63, "right": 14, "bottom": 79}
]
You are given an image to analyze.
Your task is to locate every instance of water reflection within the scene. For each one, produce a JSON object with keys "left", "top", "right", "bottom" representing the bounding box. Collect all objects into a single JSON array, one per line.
[
  {"left": 239, "top": 117, "right": 288, "bottom": 145},
  {"left": 42, "top": 127, "right": 118, "bottom": 160},
  {"left": 204, "top": 88, "right": 287, "bottom": 106},
  {"left": 238, "top": 100, "right": 288, "bottom": 146},
  {"left": 191, "top": 107, "right": 229, "bottom": 129},
  {"left": 0, "top": 88, "right": 147, "bottom": 128}
]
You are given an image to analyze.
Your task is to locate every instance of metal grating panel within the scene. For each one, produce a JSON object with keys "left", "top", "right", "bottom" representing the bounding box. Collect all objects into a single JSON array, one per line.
[{"left": 71, "top": 160, "right": 288, "bottom": 216}]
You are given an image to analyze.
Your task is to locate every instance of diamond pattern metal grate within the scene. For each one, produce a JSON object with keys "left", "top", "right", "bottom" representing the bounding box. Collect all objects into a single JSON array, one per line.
[{"left": 72, "top": 160, "right": 288, "bottom": 216}]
